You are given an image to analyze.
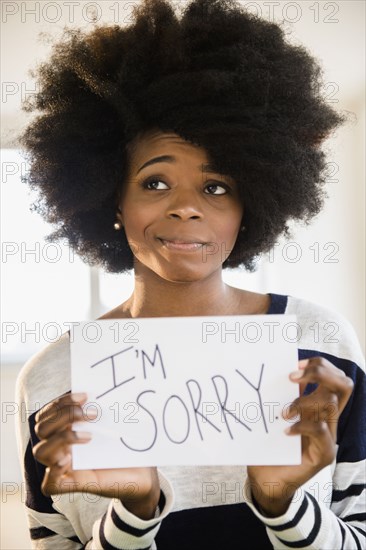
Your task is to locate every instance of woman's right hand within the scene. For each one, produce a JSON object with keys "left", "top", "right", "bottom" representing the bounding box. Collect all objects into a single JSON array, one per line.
[{"left": 33, "top": 393, "right": 161, "bottom": 520}]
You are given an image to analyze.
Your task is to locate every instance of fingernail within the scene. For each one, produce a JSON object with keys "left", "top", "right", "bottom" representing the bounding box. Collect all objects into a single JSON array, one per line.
[
  {"left": 71, "top": 393, "right": 88, "bottom": 403},
  {"left": 298, "top": 359, "right": 309, "bottom": 369},
  {"left": 58, "top": 454, "right": 72, "bottom": 467},
  {"left": 284, "top": 427, "right": 292, "bottom": 435},
  {"left": 290, "top": 370, "right": 303, "bottom": 380},
  {"left": 84, "top": 410, "right": 98, "bottom": 419},
  {"left": 75, "top": 431, "right": 92, "bottom": 440}
]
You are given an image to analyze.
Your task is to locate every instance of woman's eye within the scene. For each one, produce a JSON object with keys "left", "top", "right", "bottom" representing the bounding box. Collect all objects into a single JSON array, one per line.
[
  {"left": 204, "top": 183, "right": 228, "bottom": 195},
  {"left": 143, "top": 178, "right": 169, "bottom": 190}
]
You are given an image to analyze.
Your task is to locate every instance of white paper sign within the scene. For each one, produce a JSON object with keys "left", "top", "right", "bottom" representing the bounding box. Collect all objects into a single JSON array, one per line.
[{"left": 70, "top": 315, "right": 301, "bottom": 469}]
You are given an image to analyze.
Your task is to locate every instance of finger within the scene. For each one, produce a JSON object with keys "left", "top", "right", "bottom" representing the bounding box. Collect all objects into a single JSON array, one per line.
[
  {"left": 285, "top": 419, "right": 336, "bottom": 464},
  {"left": 292, "top": 359, "right": 346, "bottom": 384},
  {"left": 283, "top": 392, "right": 341, "bottom": 444},
  {"left": 36, "top": 404, "right": 83, "bottom": 439},
  {"left": 36, "top": 402, "right": 97, "bottom": 440},
  {"left": 35, "top": 393, "right": 88, "bottom": 423},
  {"left": 285, "top": 393, "right": 339, "bottom": 423},
  {"left": 296, "top": 357, "right": 349, "bottom": 381},
  {"left": 33, "top": 429, "right": 92, "bottom": 467},
  {"left": 291, "top": 360, "right": 312, "bottom": 395},
  {"left": 298, "top": 358, "right": 341, "bottom": 375},
  {"left": 290, "top": 359, "right": 353, "bottom": 409},
  {"left": 297, "top": 359, "right": 318, "bottom": 395}
]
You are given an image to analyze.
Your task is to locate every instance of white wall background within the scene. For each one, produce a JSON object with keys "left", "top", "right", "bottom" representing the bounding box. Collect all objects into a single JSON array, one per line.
[{"left": 1, "top": 1, "right": 365, "bottom": 547}]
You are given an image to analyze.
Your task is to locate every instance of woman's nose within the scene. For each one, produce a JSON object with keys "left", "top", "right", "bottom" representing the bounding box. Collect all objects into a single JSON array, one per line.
[{"left": 166, "top": 189, "right": 203, "bottom": 221}]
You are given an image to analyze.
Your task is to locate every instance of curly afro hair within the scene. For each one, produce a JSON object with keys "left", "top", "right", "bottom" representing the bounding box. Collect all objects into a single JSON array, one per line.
[{"left": 20, "top": 0, "right": 348, "bottom": 272}]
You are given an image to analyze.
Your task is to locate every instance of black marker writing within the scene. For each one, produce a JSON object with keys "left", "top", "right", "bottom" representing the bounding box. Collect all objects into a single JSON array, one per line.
[
  {"left": 141, "top": 344, "right": 166, "bottom": 379},
  {"left": 211, "top": 375, "right": 252, "bottom": 438},
  {"left": 186, "top": 379, "right": 221, "bottom": 440},
  {"left": 91, "top": 346, "right": 134, "bottom": 400},
  {"left": 120, "top": 390, "right": 157, "bottom": 452},
  {"left": 91, "top": 344, "right": 166, "bottom": 400},
  {"left": 236, "top": 363, "right": 268, "bottom": 433},
  {"left": 163, "top": 395, "right": 190, "bottom": 444}
]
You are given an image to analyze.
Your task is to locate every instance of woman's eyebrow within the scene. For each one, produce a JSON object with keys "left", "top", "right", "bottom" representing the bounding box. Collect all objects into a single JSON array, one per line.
[{"left": 136, "top": 155, "right": 218, "bottom": 175}]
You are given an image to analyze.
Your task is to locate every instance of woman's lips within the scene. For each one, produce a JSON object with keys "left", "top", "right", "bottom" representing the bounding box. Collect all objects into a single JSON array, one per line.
[{"left": 159, "top": 238, "right": 206, "bottom": 251}]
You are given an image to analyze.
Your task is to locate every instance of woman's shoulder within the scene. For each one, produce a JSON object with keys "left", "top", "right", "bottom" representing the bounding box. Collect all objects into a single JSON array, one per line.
[{"left": 16, "top": 331, "right": 71, "bottom": 408}]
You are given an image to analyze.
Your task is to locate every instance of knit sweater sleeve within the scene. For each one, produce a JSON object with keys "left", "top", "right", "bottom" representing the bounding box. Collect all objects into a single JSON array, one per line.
[
  {"left": 14, "top": 334, "right": 175, "bottom": 549},
  {"left": 86, "top": 481, "right": 172, "bottom": 550},
  {"left": 243, "top": 299, "right": 366, "bottom": 549}
]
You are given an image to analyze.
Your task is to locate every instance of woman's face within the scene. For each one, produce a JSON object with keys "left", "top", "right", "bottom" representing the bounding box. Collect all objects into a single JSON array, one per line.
[{"left": 118, "top": 130, "right": 243, "bottom": 283}]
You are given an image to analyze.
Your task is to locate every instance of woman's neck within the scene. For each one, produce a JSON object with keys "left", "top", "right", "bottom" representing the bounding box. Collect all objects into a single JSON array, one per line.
[
  {"left": 116, "top": 265, "right": 269, "bottom": 319},
  {"left": 126, "top": 271, "right": 236, "bottom": 318}
]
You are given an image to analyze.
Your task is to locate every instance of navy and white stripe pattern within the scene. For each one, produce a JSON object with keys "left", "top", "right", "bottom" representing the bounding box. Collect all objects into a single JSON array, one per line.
[{"left": 15, "top": 294, "right": 365, "bottom": 548}]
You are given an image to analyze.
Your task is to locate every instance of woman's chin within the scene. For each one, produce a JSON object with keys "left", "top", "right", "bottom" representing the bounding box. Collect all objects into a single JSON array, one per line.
[
  {"left": 133, "top": 256, "right": 223, "bottom": 285},
  {"left": 156, "top": 264, "right": 222, "bottom": 285}
]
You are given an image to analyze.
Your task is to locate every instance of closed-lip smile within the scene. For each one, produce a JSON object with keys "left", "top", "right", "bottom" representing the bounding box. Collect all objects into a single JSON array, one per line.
[{"left": 158, "top": 237, "right": 207, "bottom": 251}]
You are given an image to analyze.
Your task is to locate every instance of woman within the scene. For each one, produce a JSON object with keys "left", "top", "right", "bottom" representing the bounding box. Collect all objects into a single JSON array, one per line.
[{"left": 16, "top": 0, "right": 365, "bottom": 548}]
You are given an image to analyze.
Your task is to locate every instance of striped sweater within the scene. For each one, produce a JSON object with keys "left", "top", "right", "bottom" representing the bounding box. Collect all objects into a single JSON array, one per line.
[{"left": 15, "top": 293, "right": 366, "bottom": 549}]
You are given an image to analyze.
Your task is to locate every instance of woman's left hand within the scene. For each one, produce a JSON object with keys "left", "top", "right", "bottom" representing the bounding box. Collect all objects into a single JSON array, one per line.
[{"left": 247, "top": 357, "right": 354, "bottom": 517}]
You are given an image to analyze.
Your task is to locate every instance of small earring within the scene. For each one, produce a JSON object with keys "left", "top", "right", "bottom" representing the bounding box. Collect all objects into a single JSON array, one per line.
[
  {"left": 240, "top": 225, "right": 246, "bottom": 232},
  {"left": 114, "top": 222, "right": 122, "bottom": 231}
]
